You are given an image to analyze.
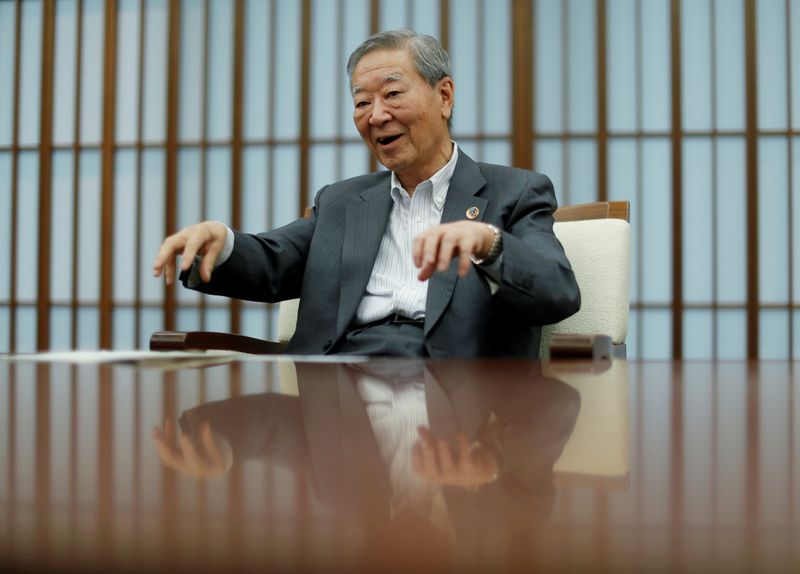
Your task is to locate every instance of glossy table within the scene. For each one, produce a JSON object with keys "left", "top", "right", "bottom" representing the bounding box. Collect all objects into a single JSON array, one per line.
[{"left": 0, "top": 355, "right": 798, "bottom": 572}]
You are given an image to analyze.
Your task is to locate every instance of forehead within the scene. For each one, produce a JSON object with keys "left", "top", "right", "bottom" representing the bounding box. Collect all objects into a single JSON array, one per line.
[{"left": 350, "top": 48, "right": 423, "bottom": 93}]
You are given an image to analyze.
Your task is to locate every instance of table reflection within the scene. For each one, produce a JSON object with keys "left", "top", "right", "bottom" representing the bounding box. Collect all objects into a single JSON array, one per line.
[
  {"left": 1, "top": 358, "right": 798, "bottom": 572},
  {"left": 154, "top": 360, "right": 579, "bottom": 568}
]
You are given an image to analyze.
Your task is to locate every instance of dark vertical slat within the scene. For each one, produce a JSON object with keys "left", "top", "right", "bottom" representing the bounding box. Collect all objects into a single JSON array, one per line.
[
  {"left": 369, "top": 0, "right": 379, "bottom": 173},
  {"left": 226, "top": 365, "right": 244, "bottom": 566},
  {"left": 745, "top": 0, "right": 759, "bottom": 359},
  {"left": 164, "top": 0, "right": 181, "bottom": 332},
  {"left": 670, "top": 0, "right": 683, "bottom": 359},
  {"left": 635, "top": 0, "right": 644, "bottom": 356},
  {"left": 68, "top": 367, "right": 78, "bottom": 558},
  {"left": 6, "top": 366, "right": 17, "bottom": 547},
  {"left": 670, "top": 364, "right": 685, "bottom": 570},
  {"left": 439, "top": 0, "right": 449, "bottom": 53},
  {"left": 10, "top": 0, "right": 22, "bottom": 352},
  {"left": 633, "top": 364, "right": 644, "bottom": 563},
  {"left": 785, "top": 0, "right": 794, "bottom": 357},
  {"left": 710, "top": 365, "right": 720, "bottom": 552},
  {"left": 299, "top": 0, "right": 311, "bottom": 217},
  {"left": 530, "top": 0, "right": 536, "bottom": 169},
  {"left": 334, "top": 0, "right": 343, "bottom": 183},
  {"left": 231, "top": 0, "right": 245, "bottom": 333},
  {"left": 199, "top": 0, "right": 210, "bottom": 331},
  {"left": 560, "top": 0, "right": 569, "bottom": 201},
  {"left": 511, "top": 0, "right": 532, "bottom": 170},
  {"left": 34, "top": 365, "right": 51, "bottom": 555},
  {"left": 745, "top": 364, "right": 760, "bottom": 570},
  {"left": 71, "top": 0, "right": 84, "bottom": 349},
  {"left": 100, "top": 0, "right": 119, "bottom": 349},
  {"left": 476, "top": 0, "right": 484, "bottom": 158},
  {"left": 711, "top": 0, "right": 719, "bottom": 358},
  {"left": 97, "top": 365, "right": 114, "bottom": 562},
  {"left": 37, "top": 0, "right": 56, "bottom": 351},
  {"left": 370, "top": 0, "right": 379, "bottom": 34},
  {"left": 596, "top": 0, "right": 608, "bottom": 202},
  {"left": 160, "top": 372, "right": 178, "bottom": 551},
  {"left": 132, "top": 370, "right": 143, "bottom": 564},
  {"left": 134, "top": 0, "right": 146, "bottom": 347},
  {"left": 267, "top": 0, "right": 277, "bottom": 336}
]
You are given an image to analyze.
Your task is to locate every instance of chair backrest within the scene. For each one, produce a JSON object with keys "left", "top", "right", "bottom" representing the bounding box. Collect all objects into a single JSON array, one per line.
[
  {"left": 539, "top": 201, "right": 631, "bottom": 357},
  {"left": 278, "top": 201, "right": 632, "bottom": 356}
]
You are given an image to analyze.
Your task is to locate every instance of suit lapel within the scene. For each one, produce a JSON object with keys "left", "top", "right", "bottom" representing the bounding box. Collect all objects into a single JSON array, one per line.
[
  {"left": 424, "top": 153, "right": 487, "bottom": 335},
  {"left": 338, "top": 177, "right": 393, "bottom": 335}
]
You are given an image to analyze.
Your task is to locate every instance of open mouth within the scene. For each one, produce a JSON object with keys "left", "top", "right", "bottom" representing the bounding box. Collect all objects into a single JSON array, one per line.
[{"left": 377, "top": 134, "right": 402, "bottom": 147}]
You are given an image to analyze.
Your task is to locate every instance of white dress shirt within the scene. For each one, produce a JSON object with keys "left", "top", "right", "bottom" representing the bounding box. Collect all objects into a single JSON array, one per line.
[{"left": 354, "top": 143, "right": 459, "bottom": 324}]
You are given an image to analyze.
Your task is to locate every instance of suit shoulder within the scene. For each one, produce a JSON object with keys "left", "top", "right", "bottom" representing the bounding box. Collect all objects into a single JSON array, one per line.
[
  {"left": 314, "top": 171, "right": 388, "bottom": 205},
  {"left": 477, "top": 162, "right": 554, "bottom": 192}
]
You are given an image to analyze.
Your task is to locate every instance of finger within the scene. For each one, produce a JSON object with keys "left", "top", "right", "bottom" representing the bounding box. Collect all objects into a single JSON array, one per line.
[
  {"left": 412, "top": 234, "right": 425, "bottom": 268},
  {"left": 180, "top": 231, "right": 207, "bottom": 273},
  {"left": 419, "top": 431, "right": 440, "bottom": 476},
  {"left": 153, "top": 237, "right": 185, "bottom": 284},
  {"left": 152, "top": 235, "right": 181, "bottom": 275},
  {"left": 436, "top": 438, "right": 455, "bottom": 475},
  {"left": 152, "top": 429, "right": 185, "bottom": 470},
  {"left": 164, "top": 258, "right": 176, "bottom": 286},
  {"left": 199, "top": 240, "right": 223, "bottom": 284},
  {"left": 436, "top": 235, "right": 457, "bottom": 272},
  {"left": 200, "top": 421, "right": 225, "bottom": 469},
  {"left": 457, "top": 250, "right": 472, "bottom": 278},
  {"left": 458, "top": 435, "right": 478, "bottom": 468},
  {"left": 416, "top": 426, "right": 435, "bottom": 446},
  {"left": 179, "top": 433, "right": 205, "bottom": 471},
  {"left": 163, "top": 419, "right": 176, "bottom": 444}
]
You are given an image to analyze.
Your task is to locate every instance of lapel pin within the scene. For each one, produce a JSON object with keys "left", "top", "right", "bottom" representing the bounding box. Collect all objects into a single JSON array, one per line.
[{"left": 466, "top": 206, "right": 480, "bottom": 220}]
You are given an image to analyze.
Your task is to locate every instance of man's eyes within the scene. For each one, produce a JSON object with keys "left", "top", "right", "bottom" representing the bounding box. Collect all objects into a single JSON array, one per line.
[{"left": 354, "top": 91, "right": 402, "bottom": 110}]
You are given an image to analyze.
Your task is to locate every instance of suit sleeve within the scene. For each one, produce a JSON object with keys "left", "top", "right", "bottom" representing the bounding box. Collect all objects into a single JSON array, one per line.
[
  {"left": 492, "top": 172, "right": 580, "bottom": 326},
  {"left": 180, "top": 194, "right": 321, "bottom": 303}
]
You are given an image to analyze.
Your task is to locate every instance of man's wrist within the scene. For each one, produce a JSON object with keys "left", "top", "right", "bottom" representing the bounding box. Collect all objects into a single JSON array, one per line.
[{"left": 470, "top": 224, "right": 502, "bottom": 266}]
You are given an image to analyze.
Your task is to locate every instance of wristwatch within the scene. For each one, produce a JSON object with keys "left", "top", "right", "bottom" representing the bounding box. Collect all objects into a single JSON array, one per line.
[{"left": 470, "top": 223, "right": 503, "bottom": 266}]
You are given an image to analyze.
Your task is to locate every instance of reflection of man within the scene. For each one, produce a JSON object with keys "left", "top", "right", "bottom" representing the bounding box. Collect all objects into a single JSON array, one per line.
[
  {"left": 153, "top": 360, "right": 580, "bottom": 544},
  {"left": 153, "top": 28, "right": 579, "bottom": 357}
]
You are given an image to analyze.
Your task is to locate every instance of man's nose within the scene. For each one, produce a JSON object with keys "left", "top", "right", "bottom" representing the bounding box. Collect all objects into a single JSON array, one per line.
[{"left": 368, "top": 99, "right": 391, "bottom": 125}]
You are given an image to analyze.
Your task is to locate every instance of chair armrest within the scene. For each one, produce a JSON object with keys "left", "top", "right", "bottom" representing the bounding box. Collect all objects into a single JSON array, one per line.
[
  {"left": 548, "top": 333, "right": 625, "bottom": 360},
  {"left": 150, "top": 331, "right": 288, "bottom": 355}
]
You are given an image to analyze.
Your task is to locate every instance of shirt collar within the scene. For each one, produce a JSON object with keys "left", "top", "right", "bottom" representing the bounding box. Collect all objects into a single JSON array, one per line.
[{"left": 390, "top": 142, "right": 459, "bottom": 210}]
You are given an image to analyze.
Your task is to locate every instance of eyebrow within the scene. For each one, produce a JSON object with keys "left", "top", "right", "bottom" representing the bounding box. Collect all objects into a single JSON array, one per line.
[{"left": 351, "top": 72, "right": 404, "bottom": 96}]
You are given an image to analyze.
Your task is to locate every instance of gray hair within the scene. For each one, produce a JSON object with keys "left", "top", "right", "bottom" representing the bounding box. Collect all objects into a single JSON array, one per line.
[
  {"left": 347, "top": 28, "right": 453, "bottom": 128},
  {"left": 347, "top": 28, "right": 451, "bottom": 87}
]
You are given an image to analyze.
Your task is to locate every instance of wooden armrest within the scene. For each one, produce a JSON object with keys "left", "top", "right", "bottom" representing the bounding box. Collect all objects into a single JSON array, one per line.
[
  {"left": 150, "top": 331, "right": 288, "bottom": 355},
  {"left": 548, "top": 334, "right": 623, "bottom": 360}
]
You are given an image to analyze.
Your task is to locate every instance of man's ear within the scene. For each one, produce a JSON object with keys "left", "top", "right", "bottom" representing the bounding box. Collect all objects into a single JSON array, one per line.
[{"left": 439, "top": 77, "right": 455, "bottom": 120}]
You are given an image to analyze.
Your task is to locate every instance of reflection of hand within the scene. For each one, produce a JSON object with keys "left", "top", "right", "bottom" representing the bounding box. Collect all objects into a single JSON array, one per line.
[
  {"left": 152, "top": 419, "right": 233, "bottom": 479},
  {"left": 412, "top": 426, "right": 499, "bottom": 489}
]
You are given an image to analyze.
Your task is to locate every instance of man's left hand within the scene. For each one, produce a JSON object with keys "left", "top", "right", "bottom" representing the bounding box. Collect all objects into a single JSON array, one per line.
[
  {"left": 413, "top": 221, "right": 496, "bottom": 281},
  {"left": 412, "top": 426, "right": 499, "bottom": 489}
]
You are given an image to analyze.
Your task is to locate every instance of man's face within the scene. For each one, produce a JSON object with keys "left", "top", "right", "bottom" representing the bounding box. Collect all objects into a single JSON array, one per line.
[{"left": 351, "top": 48, "right": 454, "bottom": 187}]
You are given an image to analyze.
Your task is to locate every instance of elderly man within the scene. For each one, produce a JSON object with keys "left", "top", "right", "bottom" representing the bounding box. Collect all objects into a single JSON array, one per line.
[{"left": 153, "top": 28, "right": 579, "bottom": 357}]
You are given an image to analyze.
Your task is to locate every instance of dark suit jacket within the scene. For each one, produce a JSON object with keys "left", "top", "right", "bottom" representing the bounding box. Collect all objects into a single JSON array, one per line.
[{"left": 184, "top": 152, "right": 580, "bottom": 357}]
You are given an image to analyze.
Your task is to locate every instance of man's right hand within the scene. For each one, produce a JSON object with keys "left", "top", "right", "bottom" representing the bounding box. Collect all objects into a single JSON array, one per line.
[{"left": 152, "top": 221, "right": 228, "bottom": 285}]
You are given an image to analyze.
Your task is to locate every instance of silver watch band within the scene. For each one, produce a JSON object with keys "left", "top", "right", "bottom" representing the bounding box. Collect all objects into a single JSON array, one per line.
[{"left": 470, "top": 224, "right": 502, "bottom": 266}]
